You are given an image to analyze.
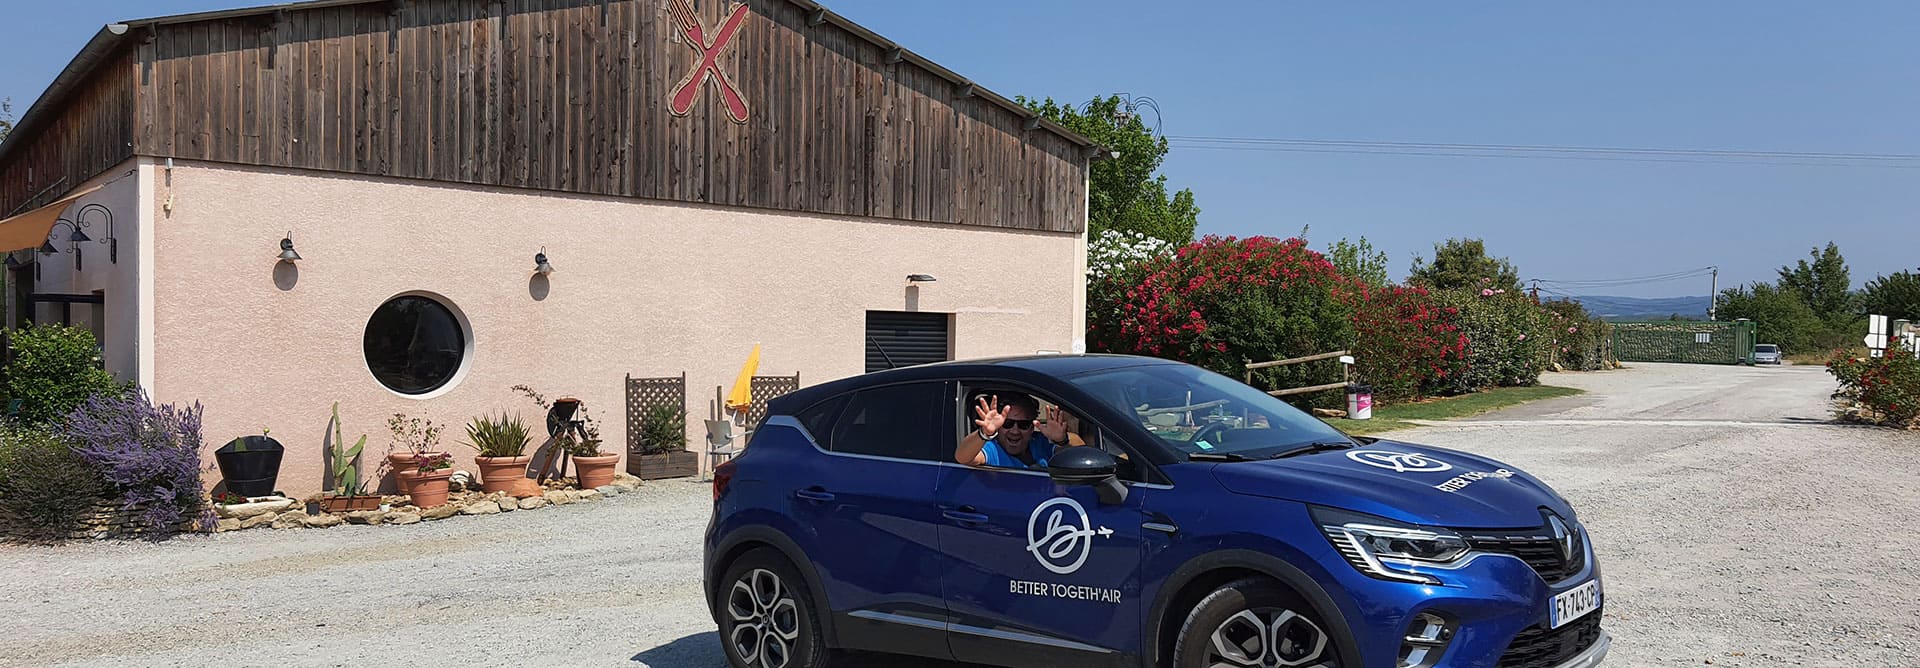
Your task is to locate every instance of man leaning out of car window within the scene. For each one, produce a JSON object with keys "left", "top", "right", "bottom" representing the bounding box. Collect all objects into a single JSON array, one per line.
[{"left": 956, "top": 393, "right": 1083, "bottom": 469}]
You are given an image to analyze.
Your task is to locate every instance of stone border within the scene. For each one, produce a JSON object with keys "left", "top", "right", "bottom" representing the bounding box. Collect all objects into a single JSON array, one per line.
[{"left": 213, "top": 473, "right": 646, "bottom": 533}]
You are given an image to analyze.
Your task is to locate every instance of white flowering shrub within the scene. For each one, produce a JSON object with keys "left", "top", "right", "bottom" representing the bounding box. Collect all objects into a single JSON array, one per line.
[{"left": 1088, "top": 229, "right": 1173, "bottom": 279}]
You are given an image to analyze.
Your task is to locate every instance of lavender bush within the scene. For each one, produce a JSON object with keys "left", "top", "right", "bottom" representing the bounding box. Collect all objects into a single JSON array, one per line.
[{"left": 63, "top": 390, "right": 209, "bottom": 534}]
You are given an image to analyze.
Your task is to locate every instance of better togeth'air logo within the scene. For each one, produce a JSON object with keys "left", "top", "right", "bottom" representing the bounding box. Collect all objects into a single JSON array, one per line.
[
  {"left": 1346, "top": 450, "right": 1453, "bottom": 473},
  {"left": 1026, "top": 497, "right": 1112, "bottom": 575}
]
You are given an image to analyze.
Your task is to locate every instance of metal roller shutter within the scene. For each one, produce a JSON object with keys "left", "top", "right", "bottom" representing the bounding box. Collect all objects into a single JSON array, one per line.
[{"left": 865, "top": 311, "right": 951, "bottom": 373}]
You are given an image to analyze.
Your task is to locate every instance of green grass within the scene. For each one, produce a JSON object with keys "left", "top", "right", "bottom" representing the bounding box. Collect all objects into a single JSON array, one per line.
[{"left": 1326, "top": 385, "right": 1586, "bottom": 435}]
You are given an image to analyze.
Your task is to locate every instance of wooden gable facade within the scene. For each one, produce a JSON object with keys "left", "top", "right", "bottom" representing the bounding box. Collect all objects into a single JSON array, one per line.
[{"left": 0, "top": 0, "right": 1093, "bottom": 233}]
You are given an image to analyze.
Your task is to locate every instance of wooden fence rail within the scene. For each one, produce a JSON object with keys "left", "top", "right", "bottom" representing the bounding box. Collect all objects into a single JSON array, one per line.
[{"left": 1244, "top": 350, "right": 1353, "bottom": 398}]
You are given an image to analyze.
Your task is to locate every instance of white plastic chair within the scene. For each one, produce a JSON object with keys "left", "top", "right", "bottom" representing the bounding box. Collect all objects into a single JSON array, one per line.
[{"left": 704, "top": 419, "right": 743, "bottom": 479}]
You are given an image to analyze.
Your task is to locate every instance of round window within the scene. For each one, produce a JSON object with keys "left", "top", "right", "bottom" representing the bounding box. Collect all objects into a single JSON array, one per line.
[{"left": 363, "top": 294, "right": 467, "bottom": 395}]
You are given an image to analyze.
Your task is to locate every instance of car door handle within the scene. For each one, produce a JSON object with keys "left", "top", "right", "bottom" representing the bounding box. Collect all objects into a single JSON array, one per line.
[
  {"left": 943, "top": 509, "right": 990, "bottom": 524},
  {"left": 794, "top": 489, "right": 835, "bottom": 503}
]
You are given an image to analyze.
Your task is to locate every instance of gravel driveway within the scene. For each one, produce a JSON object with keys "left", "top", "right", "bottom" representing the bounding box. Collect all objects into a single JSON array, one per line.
[{"left": 2, "top": 362, "right": 1912, "bottom": 667}]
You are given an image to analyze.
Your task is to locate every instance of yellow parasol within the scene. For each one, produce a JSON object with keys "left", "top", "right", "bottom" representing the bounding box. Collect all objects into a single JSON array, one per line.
[{"left": 724, "top": 344, "right": 762, "bottom": 413}]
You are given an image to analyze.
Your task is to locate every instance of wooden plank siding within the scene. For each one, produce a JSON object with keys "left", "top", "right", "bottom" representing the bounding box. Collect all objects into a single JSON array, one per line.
[
  {"left": 0, "top": 52, "right": 138, "bottom": 217},
  {"left": 2, "top": 0, "right": 1087, "bottom": 233}
]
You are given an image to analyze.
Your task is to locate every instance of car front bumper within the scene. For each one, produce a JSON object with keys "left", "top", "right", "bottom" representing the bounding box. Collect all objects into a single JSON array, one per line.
[{"left": 1554, "top": 630, "right": 1610, "bottom": 667}]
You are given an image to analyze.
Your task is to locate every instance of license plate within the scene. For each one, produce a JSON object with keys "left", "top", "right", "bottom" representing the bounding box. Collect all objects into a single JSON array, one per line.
[{"left": 1550, "top": 579, "right": 1601, "bottom": 629}]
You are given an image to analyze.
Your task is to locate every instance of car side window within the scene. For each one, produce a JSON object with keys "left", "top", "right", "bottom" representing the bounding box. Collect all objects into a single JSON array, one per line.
[
  {"left": 960, "top": 386, "right": 1150, "bottom": 482},
  {"left": 828, "top": 383, "right": 945, "bottom": 461},
  {"left": 793, "top": 394, "right": 850, "bottom": 445}
]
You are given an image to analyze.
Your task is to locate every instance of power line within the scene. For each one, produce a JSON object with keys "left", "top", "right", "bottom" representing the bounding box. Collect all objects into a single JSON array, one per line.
[
  {"left": 1533, "top": 267, "right": 1717, "bottom": 288},
  {"left": 1165, "top": 136, "right": 1920, "bottom": 169}
]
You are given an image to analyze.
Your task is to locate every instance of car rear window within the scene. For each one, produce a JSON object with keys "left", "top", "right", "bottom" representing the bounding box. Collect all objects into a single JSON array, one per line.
[{"left": 826, "top": 383, "right": 945, "bottom": 461}]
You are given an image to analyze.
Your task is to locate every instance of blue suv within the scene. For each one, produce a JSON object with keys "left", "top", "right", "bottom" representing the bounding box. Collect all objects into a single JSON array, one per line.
[{"left": 704, "top": 355, "right": 1608, "bottom": 668}]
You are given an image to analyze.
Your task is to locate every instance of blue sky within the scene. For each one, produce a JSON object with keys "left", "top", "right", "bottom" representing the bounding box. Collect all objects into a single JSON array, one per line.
[{"left": 4, "top": 1, "right": 1915, "bottom": 297}]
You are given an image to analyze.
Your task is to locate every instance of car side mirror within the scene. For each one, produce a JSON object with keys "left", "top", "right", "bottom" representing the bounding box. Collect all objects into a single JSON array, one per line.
[{"left": 1048, "top": 447, "right": 1127, "bottom": 505}]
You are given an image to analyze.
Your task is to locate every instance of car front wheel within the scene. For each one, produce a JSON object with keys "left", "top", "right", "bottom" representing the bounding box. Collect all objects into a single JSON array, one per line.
[
  {"left": 718, "top": 549, "right": 829, "bottom": 668},
  {"left": 1173, "top": 577, "right": 1343, "bottom": 668}
]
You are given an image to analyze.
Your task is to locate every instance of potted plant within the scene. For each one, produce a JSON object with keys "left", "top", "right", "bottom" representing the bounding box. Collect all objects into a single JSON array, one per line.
[
  {"left": 395, "top": 452, "right": 454, "bottom": 508},
  {"left": 321, "top": 402, "right": 382, "bottom": 512},
  {"left": 463, "top": 411, "right": 532, "bottom": 495},
  {"left": 385, "top": 412, "right": 446, "bottom": 471},
  {"left": 631, "top": 403, "right": 696, "bottom": 480},
  {"left": 213, "top": 428, "right": 285, "bottom": 497},
  {"left": 565, "top": 407, "right": 620, "bottom": 488}
]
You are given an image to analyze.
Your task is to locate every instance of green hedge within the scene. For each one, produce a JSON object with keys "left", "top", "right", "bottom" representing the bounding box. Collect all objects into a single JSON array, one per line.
[{"left": 4, "top": 325, "right": 126, "bottom": 424}]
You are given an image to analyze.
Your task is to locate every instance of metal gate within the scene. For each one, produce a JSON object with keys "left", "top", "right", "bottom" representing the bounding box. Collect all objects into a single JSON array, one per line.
[
  {"left": 1610, "top": 321, "right": 1756, "bottom": 365},
  {"left": 865, "top": 310, "right": 950, "bottom": 373}
]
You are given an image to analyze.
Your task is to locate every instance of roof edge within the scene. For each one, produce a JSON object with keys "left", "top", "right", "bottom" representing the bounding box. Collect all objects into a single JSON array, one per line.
[
  {"left": 0, "top": 27, "right": 122, "bottom": 170},
  {"left": 2, "top": 0, "right": 1109, "bottom": 173}
]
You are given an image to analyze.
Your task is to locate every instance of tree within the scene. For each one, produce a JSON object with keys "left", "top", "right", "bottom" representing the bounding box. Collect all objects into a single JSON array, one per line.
[
  {"left": 0, "top": 98, "right": 14, "bottom": 144},
  {"left": 1326, "top": 236, "right": 1391, "bottom": 287},
  {"left": 1021, "top": 95, "right": 1199, "bottom": 247},
  {"left": 1861, "top": 269, "right": 1920, "bottom": 321},
  {"left": 1408, "top": 238, "right": 1522, "bottom": 292},
  {"left": 1716, "top": 283, "right": 1824, "bottom": 353},
  {"left": 1777, "top": 242, "right": 1854, "bottom": 322}
]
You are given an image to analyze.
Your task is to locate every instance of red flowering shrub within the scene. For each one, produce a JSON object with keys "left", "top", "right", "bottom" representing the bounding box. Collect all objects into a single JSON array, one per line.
[
  {"left": 1827, "top": 342, "right": 1920, "bottom": 428},
  {"left": 1427, "top": 289, "right": 1551, "bottom": 394},
  {"left": 1538, "top": 299, "right": 1615, "bottom": 371},
  {"left": 1090, "top": 236, "right": 1355, "bottom": 391},
  {"left": 1339, "top": 283, "right": 1467, "bottom": 403}
]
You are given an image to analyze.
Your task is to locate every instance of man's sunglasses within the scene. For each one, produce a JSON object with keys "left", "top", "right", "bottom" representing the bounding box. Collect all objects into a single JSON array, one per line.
[{"left": 1003, "top": 418, "right": 1036, "bottom": 430}]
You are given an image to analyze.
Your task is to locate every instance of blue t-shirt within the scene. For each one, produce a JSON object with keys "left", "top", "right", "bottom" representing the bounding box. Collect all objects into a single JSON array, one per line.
[{"left": 981, "top": 434, "right": 1058, "bottom": 469}]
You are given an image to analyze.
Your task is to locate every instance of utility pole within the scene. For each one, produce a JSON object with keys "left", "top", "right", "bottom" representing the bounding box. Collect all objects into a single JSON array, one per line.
[
  {"left": 1530, "top": 279, "right": 1539, "bottom": 300},
  {"left": 1707, "top": 266, "right": 1718, "bottom": 321}
]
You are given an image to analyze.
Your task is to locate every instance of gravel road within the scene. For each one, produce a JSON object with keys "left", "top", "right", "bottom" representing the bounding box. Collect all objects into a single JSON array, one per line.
[{"left": 2, "top": 362, "right": 1912, "bottom": 667}]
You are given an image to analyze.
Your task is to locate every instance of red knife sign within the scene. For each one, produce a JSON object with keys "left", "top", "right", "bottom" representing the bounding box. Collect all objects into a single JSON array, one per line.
[{"left": 667, "top": 0, "right": 751, "bottom": 123}]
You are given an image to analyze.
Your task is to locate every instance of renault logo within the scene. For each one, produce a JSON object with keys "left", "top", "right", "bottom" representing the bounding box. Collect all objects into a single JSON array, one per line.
[{"left": 1547, "top": 514, "right": 1579, "bottom": 563}]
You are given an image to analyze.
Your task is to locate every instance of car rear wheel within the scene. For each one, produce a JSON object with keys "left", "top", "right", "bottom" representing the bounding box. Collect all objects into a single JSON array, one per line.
[
  {"left": 718, "top": 549, "right": 828, "bottom": 668},
  {"left": 1173, "top": 577, "right": 1342, "bottom": 668}
]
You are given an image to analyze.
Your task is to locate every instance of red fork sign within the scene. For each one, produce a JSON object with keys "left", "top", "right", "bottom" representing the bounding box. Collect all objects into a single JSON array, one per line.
[{"left": 667, "top": 0, "right": 751, "bottom": 123}]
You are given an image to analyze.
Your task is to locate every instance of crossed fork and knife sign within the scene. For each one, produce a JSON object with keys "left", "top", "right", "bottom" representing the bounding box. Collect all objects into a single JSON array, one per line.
[{"left": 665, "top": 0, "right": 751, "bottom": 123}]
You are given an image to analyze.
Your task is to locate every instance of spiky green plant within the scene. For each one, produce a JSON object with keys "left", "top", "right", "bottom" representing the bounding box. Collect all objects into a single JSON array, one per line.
[
  {"left": 329, "top": 402, "right": 367, "bottom": 495},
  {"left": 463, "top": 412, "right": 531, "bottom": 458}
]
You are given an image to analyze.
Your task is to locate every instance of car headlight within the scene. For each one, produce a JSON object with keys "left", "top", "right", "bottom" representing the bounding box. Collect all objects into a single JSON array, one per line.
[{"left": 1312, "top": 506, "right": 1468, "bottom": 585}]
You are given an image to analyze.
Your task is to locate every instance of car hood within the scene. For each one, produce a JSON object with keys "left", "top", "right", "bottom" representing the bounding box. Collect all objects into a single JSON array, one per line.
[{"left": 1210, "top": 440, "right": 1571, "bottom": 529}]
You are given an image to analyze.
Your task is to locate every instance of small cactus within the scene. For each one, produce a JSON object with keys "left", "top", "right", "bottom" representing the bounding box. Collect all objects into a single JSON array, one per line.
[{"left": 330, "top": 402, "right": 368, "bottom": 495}]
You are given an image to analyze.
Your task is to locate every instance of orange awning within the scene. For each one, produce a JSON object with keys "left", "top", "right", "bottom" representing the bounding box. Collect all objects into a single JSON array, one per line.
[{"left": 0, "top": 185, "right": 103, "bottom": 253}]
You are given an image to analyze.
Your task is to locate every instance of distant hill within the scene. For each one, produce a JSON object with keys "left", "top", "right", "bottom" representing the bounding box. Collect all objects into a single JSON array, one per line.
[{"left": 1550, "top": 295, "right": 1712, "bottom": 321}]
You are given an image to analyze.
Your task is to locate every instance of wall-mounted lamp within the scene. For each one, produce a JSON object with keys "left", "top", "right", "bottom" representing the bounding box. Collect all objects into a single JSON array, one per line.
[
  {"left": 75, "top": 203, "right": 115, "bottom": 264},
  {"left": 906, "top": 273, "right": 936, "bottom": 283},
  {"left": 40, "top": 219, "right": 93, "bottom": 270},
  {"left": 278, "top": 232, "right": 301, "bottom": 262},
  {"left": 534, "top": 248, "right": 554, "bottom": 275}
]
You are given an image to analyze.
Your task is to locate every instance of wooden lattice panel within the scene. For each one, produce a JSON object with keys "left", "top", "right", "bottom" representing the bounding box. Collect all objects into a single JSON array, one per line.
[
  {"left": 746, "top": 374, "right": 801, "bottom": 427},
  {"left": 625, "top": 372, "right": 686, "bottom": 456}
]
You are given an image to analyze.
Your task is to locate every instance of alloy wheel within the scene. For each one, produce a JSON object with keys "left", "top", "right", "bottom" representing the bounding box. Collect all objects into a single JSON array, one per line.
[
  {"left": 1206, "top": 607, "right": 1333, "bottom": 668},
  {"left": 727, "top": 568, "right": 802, "bottom": 668}
]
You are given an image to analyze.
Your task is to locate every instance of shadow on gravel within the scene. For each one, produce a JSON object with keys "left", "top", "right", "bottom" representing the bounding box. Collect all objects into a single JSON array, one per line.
[
  {"left": 631, "top": 633, "right": 983, "bottom": 667},
  {"left": 633, "top": 632, "right": 722, "bottom": 667}
]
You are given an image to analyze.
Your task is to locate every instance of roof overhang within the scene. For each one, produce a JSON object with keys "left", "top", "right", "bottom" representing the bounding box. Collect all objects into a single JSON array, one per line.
[{"left": 0, "top": 0, "right": 1108, "bottom": 170}]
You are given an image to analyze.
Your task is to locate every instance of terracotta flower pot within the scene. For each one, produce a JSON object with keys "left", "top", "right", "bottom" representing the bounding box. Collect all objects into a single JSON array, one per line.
[
  {"left": 573, "top": 454, "right": 620, "bottom": 489},
  {"left": 388, "top": 452, "right": 450, "bottom": 471},
  {"left": 396, "top": 469, "right": 453, "bottom": 508},
  {"left": 474, "top": 455, "right": 534, "bottom": 495}
]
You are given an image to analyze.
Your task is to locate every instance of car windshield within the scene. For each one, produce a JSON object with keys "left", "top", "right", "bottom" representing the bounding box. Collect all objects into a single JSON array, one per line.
[
  {"left": 1067, "top": 363, "right": 1351, "bottom": 458},
  {"left": 1756, "top": 345, "right": 1778, "bottom": 353}
]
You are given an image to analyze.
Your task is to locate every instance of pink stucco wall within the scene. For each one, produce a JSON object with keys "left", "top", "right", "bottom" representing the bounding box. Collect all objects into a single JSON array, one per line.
[
  {"left": 14, "top": 160, "right": 145, "bottom": 383},
  {"left": 149, "top": 161, "right": 1086, "bottom": 496}
]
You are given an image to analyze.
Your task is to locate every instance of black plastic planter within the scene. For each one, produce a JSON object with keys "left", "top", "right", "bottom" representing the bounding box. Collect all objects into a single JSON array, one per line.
[{"left": 215, "top": 435, "right": 285, "bottom": 497}]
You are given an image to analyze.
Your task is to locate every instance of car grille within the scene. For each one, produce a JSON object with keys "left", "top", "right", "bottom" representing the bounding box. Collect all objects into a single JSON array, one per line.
[
  {"left": 1462, "top": 529, "right": 1585, "bottom": 583},
  {"left": 1496, "top": 608, "right": 1603, "bottom": 668}
]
